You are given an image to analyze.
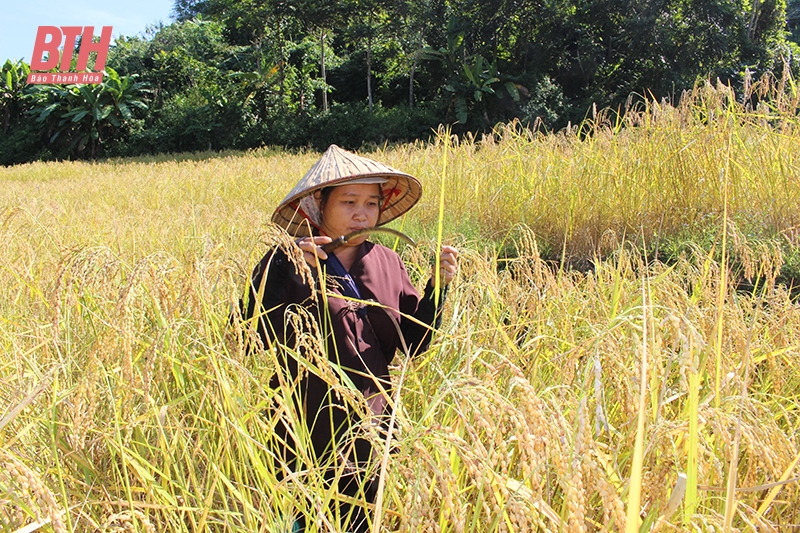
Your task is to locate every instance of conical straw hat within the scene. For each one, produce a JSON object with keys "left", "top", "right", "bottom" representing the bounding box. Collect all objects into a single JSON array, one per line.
[{"left": 272, "top": 144, "right": 422, "bottom": 237}]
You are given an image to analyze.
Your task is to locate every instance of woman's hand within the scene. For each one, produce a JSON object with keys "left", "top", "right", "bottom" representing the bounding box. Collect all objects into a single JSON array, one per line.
[
  {"left": 434, "top": 245, "right": 459, "bottom": 285},
  {"left": 295, "top": 236, "right": 332, "bottom": 268}
]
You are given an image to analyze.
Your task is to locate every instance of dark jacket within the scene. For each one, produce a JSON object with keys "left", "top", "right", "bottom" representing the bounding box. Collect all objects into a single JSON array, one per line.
[{"left": 242, "top": 240, "right": 443, "bottom": 462}]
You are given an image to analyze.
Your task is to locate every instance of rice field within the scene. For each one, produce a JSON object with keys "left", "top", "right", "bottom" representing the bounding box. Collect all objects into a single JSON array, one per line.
[{"left": 1, "top": 78, "right": 800, "bottom": 532}]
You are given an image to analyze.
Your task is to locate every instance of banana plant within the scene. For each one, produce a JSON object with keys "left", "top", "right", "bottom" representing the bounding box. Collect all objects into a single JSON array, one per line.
[
  {"left": 1, "top": 60, "right": 32, "bottom": 133},
  {"left": 421, "top": 16, "right": 520, "bottom": 125},
  {"left": 30, "top": 67, "right": 149, "bottom": 158},
  {"left": 228, "top": 53, "right": 282, "bottom": 110}
]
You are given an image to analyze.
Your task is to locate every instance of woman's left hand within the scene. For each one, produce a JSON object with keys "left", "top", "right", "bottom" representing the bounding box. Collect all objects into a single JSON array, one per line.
[{"left": 434, "top": 245, "right": 459, "bottom": 285}]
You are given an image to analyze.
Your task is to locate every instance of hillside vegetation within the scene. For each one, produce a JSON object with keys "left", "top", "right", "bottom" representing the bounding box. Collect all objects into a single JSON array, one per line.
[
  {"left": 1, "top": 80, "right": 799, "bottom": 532},
  {"left": 2, "top": 0, "right": 797, "bottom": 163}
]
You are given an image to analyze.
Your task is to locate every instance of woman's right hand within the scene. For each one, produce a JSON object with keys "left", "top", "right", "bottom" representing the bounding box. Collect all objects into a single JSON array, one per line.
[{"left": 295, "top": 236, "right": 332, "bottom": 268}]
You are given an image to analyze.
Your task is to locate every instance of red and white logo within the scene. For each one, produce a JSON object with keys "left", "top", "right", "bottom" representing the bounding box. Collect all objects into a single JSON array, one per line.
[{"left": 27, "top": 26, "right": 113, "bottom": 85}]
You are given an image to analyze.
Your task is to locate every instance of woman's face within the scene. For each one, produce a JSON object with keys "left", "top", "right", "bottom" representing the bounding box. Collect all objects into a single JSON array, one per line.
[{"left": 319, "top": 183, "right": 381, "bottom": 244}]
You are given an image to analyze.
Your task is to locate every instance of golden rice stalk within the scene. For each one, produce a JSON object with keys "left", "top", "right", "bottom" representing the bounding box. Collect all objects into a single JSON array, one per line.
[{"left": 0, "top": 450, "right": 66, "bottom": 533}]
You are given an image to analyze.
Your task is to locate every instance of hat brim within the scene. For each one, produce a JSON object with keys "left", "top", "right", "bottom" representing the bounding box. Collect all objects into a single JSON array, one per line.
[{"left": 271, "top": 145, "right": 422, "bottom": 237}]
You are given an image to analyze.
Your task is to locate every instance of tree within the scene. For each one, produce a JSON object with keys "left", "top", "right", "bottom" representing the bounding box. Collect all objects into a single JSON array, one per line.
[
  {"left": 1, "top": 60, "right": 31, "bottom": 134},
  {"left": 349, "top": 0, "right": 379, "bottom": 110},
  {"left": 30, "top": 68, "right": 149, "bottom": 158},
  {"left": 270, "top": 0, "right": 354, "bottom": 111},
  {"left": 788, "top": 0, "right": 800, "bottom": 42},
  {"left": 0, "top": 60, "right": 45, "bottom": 166}
]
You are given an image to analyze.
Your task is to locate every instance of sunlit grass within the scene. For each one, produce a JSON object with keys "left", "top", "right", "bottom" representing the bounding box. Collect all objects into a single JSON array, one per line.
[{"left": 1, "top": 75, "right": 800, "bottom": 532}]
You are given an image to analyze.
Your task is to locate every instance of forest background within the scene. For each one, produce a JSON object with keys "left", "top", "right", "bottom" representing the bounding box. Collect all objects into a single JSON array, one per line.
[{"left": 3, "top": 0, "right": 800, "bottom": 165}]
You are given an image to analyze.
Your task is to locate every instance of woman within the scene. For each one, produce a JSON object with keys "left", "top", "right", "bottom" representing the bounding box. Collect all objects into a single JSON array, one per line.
[{"left": 242, "top": 145, "right": 457, "bottom": 532}]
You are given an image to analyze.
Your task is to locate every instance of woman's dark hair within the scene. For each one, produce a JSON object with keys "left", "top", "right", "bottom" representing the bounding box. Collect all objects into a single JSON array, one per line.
[{"left": 319, "top": 187, "right": 335, "bottom": 207}]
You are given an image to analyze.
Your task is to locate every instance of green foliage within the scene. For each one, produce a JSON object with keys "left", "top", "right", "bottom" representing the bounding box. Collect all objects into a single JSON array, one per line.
[
  {"left": 2, "top": 0, "right": 798, "bottom": 163},
  {"left": 227, "top": 101, "right": 439, "bottom": 150},
  {"left": 108, "top": 18, "right": 242, "bottom": 106},
  {"left": 0, "top": 60, "right": 49, "bottom": 166},
  {"left": 29, "top": 68, "right": 149, "bottom": 159},
  {"left": 782, "top": 244, "right": 800, "bottom": 297},
  {"left": 788, "top": 0, "right": 800, "bottom": 42},
  {"left": 418, "top": 16, "right": 523, "bottom": 128},
  {"left": 129, "top": 85, "right": 242, "bottom": 154},
  {"left": 0, "top": 120, "right": 48, "bottom": 166},
  {"left": 519, "top": 75, "right": 567, "bottom": 130},
  {"left": 307, "top": 101, "right": 440, "bottom": 150},
  {"left": 1, "top": 60, "right": 31, "bottom": 133},
  {"left": 105, "top": 19, "right": 262, "bottom": 155},
  {"left": 236, "top": 106, "right": 311, "bottom": 147}
]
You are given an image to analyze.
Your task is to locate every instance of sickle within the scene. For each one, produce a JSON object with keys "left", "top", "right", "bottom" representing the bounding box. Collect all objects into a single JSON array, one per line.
[{"left": 320, "top": 227, "right": 416, "bottom": 253}]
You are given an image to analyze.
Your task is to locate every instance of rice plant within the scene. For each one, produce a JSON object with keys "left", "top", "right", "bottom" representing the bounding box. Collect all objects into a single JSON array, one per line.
[{"left": 1, "top": 75, "right": 799, "bottom": 532}]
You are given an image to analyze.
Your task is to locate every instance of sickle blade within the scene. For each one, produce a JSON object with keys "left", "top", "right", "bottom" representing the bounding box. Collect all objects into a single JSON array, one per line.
[{"left": 320, "top": 227, "right": 416, "bottom": 253}]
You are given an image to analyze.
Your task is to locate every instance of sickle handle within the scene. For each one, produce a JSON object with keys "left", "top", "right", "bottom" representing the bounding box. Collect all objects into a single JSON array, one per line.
[
  {"left": 320, "top": 236, "right": 347, "bottom": 254},
  {"left": 318, "top": 227, "right": 416, "bottom": 254}
]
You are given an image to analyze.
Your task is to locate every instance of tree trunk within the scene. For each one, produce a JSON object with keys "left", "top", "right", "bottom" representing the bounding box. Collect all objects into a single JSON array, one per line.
[
  {"left": 409, "top": 31, "right": 422, "bottom": 107},
  {"left": 278, "top": 17, "right": 285, "bottom": 104},
  {"left": 320, "top": 29, "right": 328, "bottom": 113},
  {"left": 367, "top": 33, "right": 373, "bottom": 111},
  {"left": 748, "top": 0, "right": 762, "bottom": 41}
]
